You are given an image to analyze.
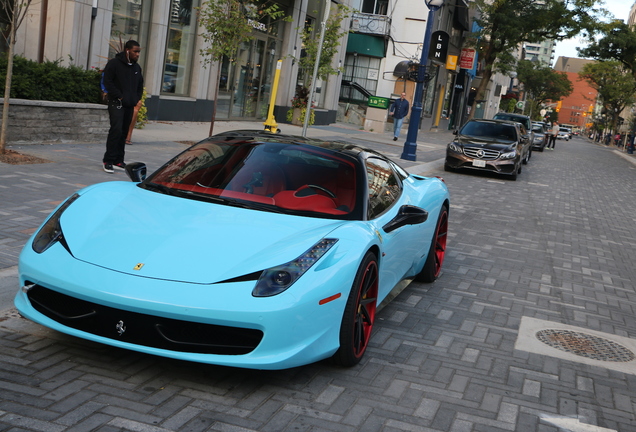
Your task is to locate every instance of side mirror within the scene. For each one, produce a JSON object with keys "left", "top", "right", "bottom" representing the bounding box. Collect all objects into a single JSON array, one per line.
[
  {"left": 453, "top": 130, "right": 458, "bottom": 135},
  {"left": 125, "top": 162, "right": 147, "bottom": 182},
  {"left": 382, "top": 205, "right": 428, "bottom": 233}
]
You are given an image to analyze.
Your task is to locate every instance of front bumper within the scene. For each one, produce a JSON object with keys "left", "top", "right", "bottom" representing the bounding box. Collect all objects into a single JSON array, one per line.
[
  {"left": 15, "top": 242, "right": 354, "bottom": 370},
  {"left": 532, "top": 139, "right": 547, "bottom": 150},
  {"left": 445, "top": 150, "right": 519, "bottom": 175}
]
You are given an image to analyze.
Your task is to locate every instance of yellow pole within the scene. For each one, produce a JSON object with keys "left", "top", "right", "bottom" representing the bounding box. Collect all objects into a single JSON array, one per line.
[{"left": 263, "top": 59, "right": 283, "bottom": 133}]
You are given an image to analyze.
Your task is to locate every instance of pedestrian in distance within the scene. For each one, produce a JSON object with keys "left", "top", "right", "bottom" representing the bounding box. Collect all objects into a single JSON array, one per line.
[
  {"left": 547, "top": 121, "right": 558, "bottom": 150},
  {"left": 390, "top": 92, "right": 409, "bottom": 141},
  {"left": 102, "top": 40, "right": 144, "bottom": 173}
]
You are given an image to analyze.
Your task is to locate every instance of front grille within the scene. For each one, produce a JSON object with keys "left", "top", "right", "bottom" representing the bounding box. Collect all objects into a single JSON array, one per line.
[
  {"left": 463, "top": 147, "right": 500, "bottom": 160},
  {"left": 26, "top": 284, "right": 263, "bottom": 355}
]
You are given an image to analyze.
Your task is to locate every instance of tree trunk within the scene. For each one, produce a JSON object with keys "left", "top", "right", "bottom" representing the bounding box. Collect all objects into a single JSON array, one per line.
[
  {"left": 467, "top": 66, "right": 494, "bottom": 121},
  {"left": 0, "top": 30, "right": 15, "bottom": 154},
  {"left": 208, "top": 61, "right": 222, "bottom": 137},
  {"left": 467, "top": 43, "right": 498, "bottom": 122}
]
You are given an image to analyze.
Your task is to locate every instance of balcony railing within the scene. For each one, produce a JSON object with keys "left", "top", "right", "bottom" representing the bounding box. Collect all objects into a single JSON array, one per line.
[{"left": 350, "top": 12, "right": 391, "bottom": 37}]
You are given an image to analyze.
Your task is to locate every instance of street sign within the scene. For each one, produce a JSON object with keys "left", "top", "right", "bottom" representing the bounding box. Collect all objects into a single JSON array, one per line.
[
  {"left": 459, "top": 48, "right": 476, "bottom": 69},
  {"left": 429, "top": 31, "right": 449, "bottom": 63},
  {"left": 368, "top": 96, "right": 390, "bottom": 109}
]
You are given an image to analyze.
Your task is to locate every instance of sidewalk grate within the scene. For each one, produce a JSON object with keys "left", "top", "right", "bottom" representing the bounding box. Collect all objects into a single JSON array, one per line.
[{"left": 536, "top": 329, "right": 635, "bottom": 363}]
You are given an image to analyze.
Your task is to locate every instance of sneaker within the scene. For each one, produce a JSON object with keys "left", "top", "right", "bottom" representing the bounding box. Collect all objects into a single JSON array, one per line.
[
  {"left": 103, "top": 163, "right": 114, "bottom": 173},
  {"left": 113, "top": 162, "right": 127, "bottom": 170},
  {"left": 393, "top": 137, "right": 398, "bottom": 141}
]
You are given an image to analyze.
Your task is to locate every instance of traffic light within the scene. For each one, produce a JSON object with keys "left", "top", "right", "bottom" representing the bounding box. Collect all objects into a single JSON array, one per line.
[{"left": 555, "top": 100, "right": 562, "bottom": 112}]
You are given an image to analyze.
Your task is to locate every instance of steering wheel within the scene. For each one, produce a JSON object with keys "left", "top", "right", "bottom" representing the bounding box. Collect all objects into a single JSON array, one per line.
[{"left": 302, "top": 184, "right": 336, "bottom": 199}]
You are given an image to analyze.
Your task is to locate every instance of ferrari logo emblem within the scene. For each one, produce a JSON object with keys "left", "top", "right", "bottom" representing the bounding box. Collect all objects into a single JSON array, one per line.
[
  {"left": 133, "top": 263, "right": 144, "bottom": 270},
  {"left": 115, "top": 320, "right": 126, "bottom": 336},
  {"left": 375, "top": 229, "right": 383, "bottom": 243}
]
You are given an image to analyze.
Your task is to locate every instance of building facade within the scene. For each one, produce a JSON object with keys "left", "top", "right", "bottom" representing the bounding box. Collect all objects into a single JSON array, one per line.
[
  {"left": 16, "top": 0, "right": 350, "bottom": 124},
  {"left": 340, "top": 0, "right": 471, "bottom": 131},
  {"left": 553, "top": 56, "right": 598, "bottom": 131},
  {"left": 523, "top": 40, "right": 555, "bottom": 66}
]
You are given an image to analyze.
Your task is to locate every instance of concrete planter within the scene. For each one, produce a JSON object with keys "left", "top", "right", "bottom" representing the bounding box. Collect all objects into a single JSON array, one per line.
[{"left": 0, "top": 98, "right": 109, "bottom": 144}]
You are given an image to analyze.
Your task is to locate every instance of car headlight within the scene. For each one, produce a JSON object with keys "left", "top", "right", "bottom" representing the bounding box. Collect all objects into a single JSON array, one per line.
[
  {"left": 32, "top": 193, "right": 80, "bottom": 254},
  {"left": 499, "top": 150, "right": 517, "bottom": 160},
  {"left": 448, "top": 142, "right": 462, "bottom": 153},
  {"left": 252, "top": 238, "right": 338, "bottom": 297}
]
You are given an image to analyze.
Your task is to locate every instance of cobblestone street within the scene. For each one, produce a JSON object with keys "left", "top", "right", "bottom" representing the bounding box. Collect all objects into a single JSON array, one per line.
[{"left": 1, "top": 125, "right": 635, "bottom": 432}]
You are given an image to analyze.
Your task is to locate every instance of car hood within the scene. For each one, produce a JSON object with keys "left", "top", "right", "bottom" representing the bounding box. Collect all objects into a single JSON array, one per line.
[
  {"left": 59, "top": 182, "right": 345, "bottom": 284},
  {"left": 456, "top": 135, "right": 516, "bottom": 150}
]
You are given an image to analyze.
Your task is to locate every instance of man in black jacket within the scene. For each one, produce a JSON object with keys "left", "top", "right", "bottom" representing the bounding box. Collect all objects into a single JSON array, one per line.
[{"left": 102, "top": 40, "right": 144, "bottom": 173}]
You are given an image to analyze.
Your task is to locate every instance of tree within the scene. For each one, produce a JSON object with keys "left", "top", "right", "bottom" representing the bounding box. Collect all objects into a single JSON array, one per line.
[
  {"left": 289, "top": 3, "right": 350, "bottom": 125},
  {"left": 517, "top": 60, "right": 572, "bottom": 106},
  {"left": 467, "top": 0, "right": 604, "bottom": 120},
  {"left": 197, "top": 0, "right": 289, "bottom": 134},
  {"left": 579, "top": 20, "right": 636, "bottom": 80},
  {"left": 0, "top": 0, "right": 34, "bottom": 154},
  {"left": 295, "top": 4, "right": 350, "bottom": 88},
  {"left": 578, "top": 61, "right": 636, "bottom": 134},
  {"left": 516, "top": 59, "right": 572, "bottom": 120}
]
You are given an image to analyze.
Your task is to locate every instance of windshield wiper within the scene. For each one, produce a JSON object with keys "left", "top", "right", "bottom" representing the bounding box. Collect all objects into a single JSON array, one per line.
[
  {"left": 185, "top": 191, "right": 282, "bottom": 213},
  {"left": 142, "top": 182, "right": 176, "bottom": 195}
]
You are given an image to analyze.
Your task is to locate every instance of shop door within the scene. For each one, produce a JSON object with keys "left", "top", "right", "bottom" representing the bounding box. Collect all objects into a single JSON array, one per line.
[{"left": 217, "top": 38, "right": 267, "bottom": 119}]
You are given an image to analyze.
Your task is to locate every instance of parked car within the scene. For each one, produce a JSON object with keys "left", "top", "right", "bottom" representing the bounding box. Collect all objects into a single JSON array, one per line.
[
  {"left": 444, "top": 119, "right": 532, "bottom": 180},
  {"left": 531, "top": 122, "right": 548, "bottom": 151},
  {"left": 15, "top": 130, "right": 450, "bottom": 370},
  {"left": 492, "top": 112, "right": 534, "bottom": 158},
  {"left": 557, "top": 127, "right": 570, "bottom": 140}
]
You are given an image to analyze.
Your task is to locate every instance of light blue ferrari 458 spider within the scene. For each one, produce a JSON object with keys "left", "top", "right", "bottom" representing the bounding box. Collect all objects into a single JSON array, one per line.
[{"left": 15, "top": 130, "right": 450, "bottom": 369}]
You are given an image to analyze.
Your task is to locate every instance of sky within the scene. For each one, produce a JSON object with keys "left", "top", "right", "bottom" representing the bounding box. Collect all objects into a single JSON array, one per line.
[{"left": 553, "top": 0, "right": 634, "bottom": 60}]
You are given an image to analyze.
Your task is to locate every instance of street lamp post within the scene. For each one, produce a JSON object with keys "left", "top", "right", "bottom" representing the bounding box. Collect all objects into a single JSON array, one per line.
[{"left": 400, "top": 0, "right": 446, "bottom": 161}]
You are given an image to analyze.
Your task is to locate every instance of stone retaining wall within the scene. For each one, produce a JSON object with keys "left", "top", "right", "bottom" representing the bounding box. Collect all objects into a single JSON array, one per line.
[{"left": 0, "top": 99, "right": 109, "bottom": 144}]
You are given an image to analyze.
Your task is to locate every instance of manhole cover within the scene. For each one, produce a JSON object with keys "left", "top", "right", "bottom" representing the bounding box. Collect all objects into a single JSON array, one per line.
[{"left": 536, "top": 330, "right": 635, "bottom": 362}]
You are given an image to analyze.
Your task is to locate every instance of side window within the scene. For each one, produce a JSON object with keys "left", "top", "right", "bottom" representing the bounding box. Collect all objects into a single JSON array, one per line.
[
  {"left": 162, "top": 0, "right": 199, "bottom": 95},
  {"left": 518, "top": 124, "right": 526, "bottom": 136},
  {"left": 367, "top": 157, "right": 401, "bottom": 219},
  {"left": 389, "top": 160, "right": 408, "bottom": 182}
]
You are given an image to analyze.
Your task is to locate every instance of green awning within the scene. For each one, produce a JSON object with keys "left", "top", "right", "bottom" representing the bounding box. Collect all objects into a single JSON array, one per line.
[{"left": 346, "top": 33, "right": 386, "bottom": 58}]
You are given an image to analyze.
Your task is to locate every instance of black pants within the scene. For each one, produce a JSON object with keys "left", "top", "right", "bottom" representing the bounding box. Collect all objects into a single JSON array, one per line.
[
  {"left": 547, "top": 135, "right": 556, "bottom": 149},
  {"left": 103, "top": 101, "right": 133, "bottom": 164}
]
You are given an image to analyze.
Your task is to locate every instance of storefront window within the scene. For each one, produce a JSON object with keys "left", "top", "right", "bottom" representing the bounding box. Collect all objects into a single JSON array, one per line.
[
  {"left": 339, "top": 54, "right": 380, "bottom": 104},
  {"left": 161, "top": 0, "right": 199, "bottom": 95},
  {"left": 109, "top": 0, "right": 150, "bottom": 64},
  {"left": 216, "top": 13, "right": 285, "bottom": 119}
]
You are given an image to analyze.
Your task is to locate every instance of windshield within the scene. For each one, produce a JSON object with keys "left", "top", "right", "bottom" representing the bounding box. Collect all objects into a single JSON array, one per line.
[
  {"left": 460, "top": 122, "right": 518, "bottom": 141},
  {"left": 493, "top": 113, "right": 530, "bottom": 129},
  {"left": 143, "top": 139, "right": 360, "bottom": 220}
]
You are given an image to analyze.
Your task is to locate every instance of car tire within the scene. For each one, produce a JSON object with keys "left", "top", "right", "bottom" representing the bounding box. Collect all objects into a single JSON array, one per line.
[
  {"left": 332, "top": 251, "right": 378, "bottom": 367},
  {"left": 415, "top": 204, "right": 449, "bottom": 283},
  {"left": 509, "top": 165, "right": 519, "bottom": 181}
]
